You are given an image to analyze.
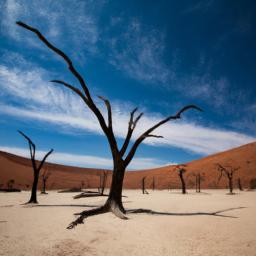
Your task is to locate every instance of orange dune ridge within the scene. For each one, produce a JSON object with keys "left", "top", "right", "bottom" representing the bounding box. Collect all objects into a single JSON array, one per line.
[{"left": 0, "top": 142, "right": 255, "bottom": 190}]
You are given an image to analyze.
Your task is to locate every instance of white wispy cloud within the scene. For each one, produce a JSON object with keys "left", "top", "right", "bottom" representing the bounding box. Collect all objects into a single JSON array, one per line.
[
  {"left": 0, "top": 146, "right": 171, "bottom": 170},
  {"left": 107, "top": 18, "right": 171, "bottom": 84},
  {"left": 1, "top": 0, "right": 103, "bottom": 56},
  {"left": 0, "top": 63, "right": 255, "bottom": 156}
]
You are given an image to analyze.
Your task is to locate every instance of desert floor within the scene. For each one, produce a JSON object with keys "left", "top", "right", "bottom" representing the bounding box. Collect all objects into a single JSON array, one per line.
[{"left": 0, "top": 189, "right": 255, "bottom": 256}]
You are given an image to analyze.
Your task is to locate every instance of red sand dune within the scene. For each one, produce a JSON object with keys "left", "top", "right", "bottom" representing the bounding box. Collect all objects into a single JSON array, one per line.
[{"left": 0, "top": 142, "right": 255, "bottom": 190}]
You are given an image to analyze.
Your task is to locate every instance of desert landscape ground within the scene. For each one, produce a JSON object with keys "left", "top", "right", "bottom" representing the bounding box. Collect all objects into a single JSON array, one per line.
[{"left": 0, "top": 189, "right": 255, "bottom": 256}]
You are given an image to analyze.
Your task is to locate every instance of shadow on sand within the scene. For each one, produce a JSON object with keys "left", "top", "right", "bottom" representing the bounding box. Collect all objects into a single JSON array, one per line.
[
  {"left": 126, "top": 207, "right": 246, "bottom": 218},
  {"left": 24, "top": 204, "right": 99, "bottom": 208}
]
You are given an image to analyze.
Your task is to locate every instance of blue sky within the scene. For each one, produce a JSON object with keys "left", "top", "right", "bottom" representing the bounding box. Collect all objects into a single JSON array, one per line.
[{"left": 0, "top": 0, "right": 255, "bottom": 169}]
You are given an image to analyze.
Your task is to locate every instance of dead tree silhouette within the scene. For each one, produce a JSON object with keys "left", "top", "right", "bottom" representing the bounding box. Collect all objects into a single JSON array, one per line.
[
  {"left": 152, "top": 176, "right": 155, "bottom": 191},
  {"left": 237, "top": 178, "right": 243, "bottom": 191},
  {"left": 18, "top": 130, "right": 53, "bottom": 203},
  {"left": 16, "top": 21, "right": 202, "bottom": 228},
  {"left": 41, "top": 168, "right": 51, "bottom": 194},
  {"left": 174, "top": 165, "right": 187, "bottom": 194},
  {"left": 7, "top": 179, "right": 15, "bottom": 189},
  {"left": 98, "top": 171, "right": 108, "bottom": 195},
  {"left": 189, "top": 172, "right": 205, "bottom": 192},
  {"left": 142, "top": 176, "right": 149, "bottom": 194},
  {"left": 216, "top": 163, "right": 239, "bottom": 194}
]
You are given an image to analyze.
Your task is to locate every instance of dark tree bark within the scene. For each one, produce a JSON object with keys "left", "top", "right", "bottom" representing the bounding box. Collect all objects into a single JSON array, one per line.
[
  {"left": 216, "top": 164, "right": 239, "bottom": 194},
  {"left": 179, "top": 170, "right": 186, "bottom": 194},
  {"left": 141, "top": 176, "right": 148, "bottom": 194},
  {"left": 18, "top": 130, "right": 53, "bottom": 203},
  {"left": 174, "top": 165, "right": 187, "bottom": 194},
  {"left": 16, "top": 21, "right": 202, "bottom": 228}
]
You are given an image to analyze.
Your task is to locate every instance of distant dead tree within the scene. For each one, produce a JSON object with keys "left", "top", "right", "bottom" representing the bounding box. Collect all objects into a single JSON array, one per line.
[
  {"left": 190, "top": 172, "right": 205, "bottom": 192},
  {"left": 141, "top": 176, "right": 149, "bottom": 194},
  {"left": 98, "top": 171, "right": 108, "bottom": 195},
  {"left": 7, "top": 179, "right": 15, "bottom": 189},
  {"left": 16, "top": 21, "right": 202, "bottom": 228},
  {"left": 41, "top": 168, "right": 51, "bottom": 194},
  {"left": 216, "top": 163, "right": 239, "bottom": 194},
  {"left": 18, "top": 130, "right": 53, "bottom": 203},
  {"left": 80, "top": 180, "right": 85, "bottom": 190},
  {"left": 174, "top": 165, "right": 187, "bottom": 194},
  {"left": 237, "top": 178, "right": 243, "bottom": 191},
  {"left": 152, "top": 176, "right": 155, "bottom": 191}
]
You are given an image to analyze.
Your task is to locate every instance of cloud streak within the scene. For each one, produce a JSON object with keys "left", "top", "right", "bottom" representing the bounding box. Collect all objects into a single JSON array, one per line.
[{"left": 0, "top": 62, "right": 255, "bottom": 156}]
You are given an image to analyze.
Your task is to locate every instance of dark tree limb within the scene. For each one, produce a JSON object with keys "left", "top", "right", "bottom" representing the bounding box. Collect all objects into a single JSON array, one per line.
[{"left": 124, "top": 105, "right": 202, "bottom": 166}]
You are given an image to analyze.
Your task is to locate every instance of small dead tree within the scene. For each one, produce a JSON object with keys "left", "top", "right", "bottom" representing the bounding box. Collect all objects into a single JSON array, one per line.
[
  {"left": 16, "top": 21, "right": 202, "bottom": 228},
  {"left": 18, "top": 130, "right": 53, "bottom": 203},
  {"left": 152, "top": 176, "right": 155, "bottom": 191},
  {"left": 141, "top": 176, "right": 149, "bottom": 194},
  {"left": 98, "top": 171, "right": 108, "bottom": 195},
  {"left": 174, "top": 165, "right": 187, "bottom": 194},
  {"left": 190, "top": 172, "right": 205, "bottom": 192},
  {"left": 237, "top": 178, "right": 243, "bottom": 191},
  {"left": 7, "top": 179, "right": 15, "bottom": 189},
  {"left": 41, "top": 169, "right": 51, "bottom": 194},
  {"left": 216, "top": 163, "right": 239, "bottom": 194}
]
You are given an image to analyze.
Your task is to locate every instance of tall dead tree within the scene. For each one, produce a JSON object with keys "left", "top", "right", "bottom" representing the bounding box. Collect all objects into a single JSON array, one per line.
[
  {"left": 216, "top": 163, "right": 239, "bottom": 194},
  {"left": 18, "top": 130, "right": 53, "bottom": 203},
  {"left": 16, "top": 21, "right": 202, "bottom": 228},
  {"left": 141, "top": 176, "right": 149, "bottom": 194},
  {"left": 174, "top": 165, "right": 187, "bottom": 194},
  {"left": 41, "top": 168, "right": 51, "bottom": 194}
]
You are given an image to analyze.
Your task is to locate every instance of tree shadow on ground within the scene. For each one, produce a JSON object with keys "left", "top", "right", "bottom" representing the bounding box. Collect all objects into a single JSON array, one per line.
[
  {"left": 23, "top": 204, "right": 99, "bottom": 208},
  {"left": 126, "top": 207, "right": 246, "bottom": 218}
]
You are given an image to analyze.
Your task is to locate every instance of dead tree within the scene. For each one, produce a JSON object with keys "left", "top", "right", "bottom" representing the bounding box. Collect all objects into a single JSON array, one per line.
[
  {"left": 174, "top": 165, "right": 187, "bottom": 194},
  {"left": 141, "top": 176, "right": 149, "bottom": 194},
  {"left": 7, "top": 179, "right": 15, "bottom": 189},
  {"left": 190, "top": 172, "right": 204, "bottom": 192},
  {"left": 98, "top": 171, "right": 108, "bottom": 195},
  {"left": 16, "top": 21, "right": 202, "bottom": 228},
  {"left": 41, "top": 169, "right": 51, "bottom": 194},
  {"left": 237, "top": 178, "right": 243, "bottom": 191},
  {"left": 216, "top": 163, "right": 239, "bottom": 194},
  {"left": 152, "top": 176, "right": 155, "bottom": 191},
  {"left": 18, "top": 130, "right": 53, "bottom": 203}
]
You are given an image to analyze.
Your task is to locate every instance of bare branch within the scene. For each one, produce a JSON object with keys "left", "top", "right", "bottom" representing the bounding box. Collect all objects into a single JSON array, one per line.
[
  {"left": 38, "top": 149, "right": 54, "bottom": 172},
  {"left": 120, "top": 108, "right": 143, "bottom": 157},
  {"left": 16, "top": 21, "right": 92, "bottom": 101},
  {"left": 98, "top": 96, "right": 112, "bottom": 130},
  {"left": 18, "top": 130, "right": 36, "bottom": 168},
  {"left": 16, "top": 21, "right": 118, "bottom": 154},
  {"left": 51, "top": 80, "right": 88, "bottom": 104},
  {"left": 124, "top": 105, "right": 202, "bottom": 166},
  {"left": 144, "top": 134, "right": 164, "bottom": 139}
]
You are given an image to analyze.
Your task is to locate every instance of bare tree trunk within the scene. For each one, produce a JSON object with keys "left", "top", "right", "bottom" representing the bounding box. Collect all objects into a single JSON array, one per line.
[
  {"left": 28, "top": 172, "right": 39, "bottom": 203},
  {"left": 238, "top": 178, "right": 243, "bottom": 191},
  {"left": 179, "top": 172, "right": 186, "bottom": 194},
  {"left": 198, "top": 174, "right": 201, "bottom": 193},
  {"left": 228, "top": 177, "right": 233, "bottom": 194},
  {"left": 152, "top": 177, "right": 155, "bottom": 191},
  {"left": 195, "top": 175, "right": 198, "bottom": 192},
  {"left": 105, "top": 165, "right": 126, "bottom": 213}
]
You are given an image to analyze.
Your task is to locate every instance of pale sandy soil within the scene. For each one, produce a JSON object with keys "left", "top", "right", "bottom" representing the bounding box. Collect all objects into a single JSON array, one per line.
[{"left": 0, "top": 189, "right": 255, "bottom": 256}]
